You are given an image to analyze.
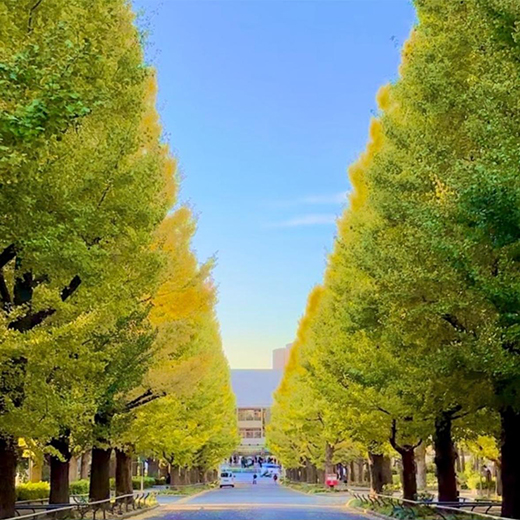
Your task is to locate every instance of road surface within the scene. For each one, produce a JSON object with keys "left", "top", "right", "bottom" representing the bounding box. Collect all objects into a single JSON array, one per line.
[{"left": 152, "top": 474, "right": 370, "bottom": 520}]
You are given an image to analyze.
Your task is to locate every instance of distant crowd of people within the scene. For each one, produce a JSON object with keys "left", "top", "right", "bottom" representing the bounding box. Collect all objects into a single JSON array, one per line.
[{"left": 228, "top": 455, "right": 279, "bottom": 469}]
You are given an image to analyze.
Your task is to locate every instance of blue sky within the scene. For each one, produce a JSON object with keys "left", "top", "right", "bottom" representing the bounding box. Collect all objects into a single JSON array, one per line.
[{"left": 133, "top": 0, "right": 416, "bottom": 369}]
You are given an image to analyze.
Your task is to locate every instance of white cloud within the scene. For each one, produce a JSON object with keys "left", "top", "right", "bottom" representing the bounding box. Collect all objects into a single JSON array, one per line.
[{"left": 273, "top": 214, "right": 338, "bottom": 227}]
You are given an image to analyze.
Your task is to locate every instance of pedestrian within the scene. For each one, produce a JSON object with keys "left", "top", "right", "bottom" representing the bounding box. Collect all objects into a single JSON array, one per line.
[{"left": 253, "top": 474, "right": 257, "bottom": 485}]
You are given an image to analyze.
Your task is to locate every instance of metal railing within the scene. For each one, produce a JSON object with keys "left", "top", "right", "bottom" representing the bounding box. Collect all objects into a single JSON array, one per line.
[
  {"left": 11, "top": 492, "right": 155, "bottom": 520},
  {"left": 350, "top": 491, "right": 508, "bottom": 520}
]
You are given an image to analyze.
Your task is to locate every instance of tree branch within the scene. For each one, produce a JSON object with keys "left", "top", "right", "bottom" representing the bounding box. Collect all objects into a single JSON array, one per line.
[
  {"left": 61, "top": 275, "right": 81, "bottom": 301},
  {"left": 97, "top": 183, "right": 112, "bottom": 209},
  {"left": 389, "top": 419, "right": 421, "bottom": 454},
  {"left": 376, "top": 405, "right": 392, "bottom": 416},
  {"left": 441, "top": 313, "right": 467, "bottom": 333},
  {"left": 0, "top": 271, "right": 11, "bottom": 306},
  {"left": 0, "top": 244, "right": 16, "bottom": 269},
  {"left": 9, "top": 275, "right": 81, "bottom": 332},
  {"left": 125, "top": 391, "right": 165, "bottom": 412},
  {"left": 389, "top": 419, "right": 405, "bottom": 455},
  {"left": 8, "top": 308, "right": 56, "bottom": 332},
  {"left": 125, "top": 389, "right": 153, "bottom": 411},
  {"left": 28, "top": 0, "right": 44, "bottom": 32}
]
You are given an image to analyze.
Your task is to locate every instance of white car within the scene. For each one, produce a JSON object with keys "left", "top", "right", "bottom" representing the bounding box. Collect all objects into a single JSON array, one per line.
[{"left": 219, "top": 470, "right": 235, "bottom": 488}]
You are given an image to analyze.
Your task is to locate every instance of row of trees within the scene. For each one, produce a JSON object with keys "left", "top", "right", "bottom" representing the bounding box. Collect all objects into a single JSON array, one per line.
[
  {"left": 268, "top": 1, "right": 520, "bottom": 518},
  {"left": 0, "top": 1, "right": 238, "bottom": 518}
]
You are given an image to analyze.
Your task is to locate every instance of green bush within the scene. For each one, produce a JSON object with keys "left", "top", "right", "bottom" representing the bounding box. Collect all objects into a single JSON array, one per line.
[
  {"left": 382, "top": 482, "right": 400, "bottom": 494},
  {"left": 16, "top": 482, "right": 50, "bottom": 501},
  {"left": 154, "top": 477, "right": 166, "bottom": 486},
  {"left": 459, "top": 468, "right": 496, "bottom": 491},
  {"left": 108, "top": 476, "right": 155, "bottom": 490},
  {"left": 132, "top": 476, "right": 156, "bottom": 489},
  {"left": 426, "top": 472, "right": 437, "bottom": 488},
  {"left": 70, "top": 479, "right": 90, "bottom": 495}
]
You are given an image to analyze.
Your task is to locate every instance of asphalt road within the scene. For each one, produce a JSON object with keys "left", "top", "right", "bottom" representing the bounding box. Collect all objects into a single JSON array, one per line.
[{"left": 152, "top": 474, "right": 369, "bottom": 520}]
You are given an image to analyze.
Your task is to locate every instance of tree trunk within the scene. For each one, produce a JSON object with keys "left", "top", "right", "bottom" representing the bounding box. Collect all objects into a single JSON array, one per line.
[
  {"left": 455, "top": 445, "right": 461, "bottom": 473},
  {"left": 401, "top": 449, "right": 418, "bottom": 501},
  {"left": 115, "top": 449, "right": 133, "bottom": 500},
  {"left": 69, "top": 456, "right": 78, "bottom": 483},
  {"left": 49, "top": 436, "right": 72, "bottom": 505},
  {"left": 89, "top": 447, "right": 112, "bottom": 501},
  {"left": 0, "top": 436, "right": 17, "bottom": 520},
  {"left": 495, "top": 461, "right": 502, "bottom": 497},
  {"left": 434, "top": 412, "right": 458, "bottom": 502},
  {"left": 415, "top": 443, "right": 427, "bottom": 491},
  {"left": 49, "top": 459, "right": 70, "bottom": 504},
  {"left": 500, "top": 406, "right": 520, "bottom": 519},
  {"left": 350, "top": 461, "right": 356, "bottom": 484},
  {"left": 309, "top": 462, "right": 318, "bottom": 484},
  {"left": 49, "top": 457, "right": 70, "bottom": 504},
  {"left": 325, "top": 443, "right": 335, "bottom": 476},
  {"left": 179, "top": 467, "right": 187, "bottom": 485},
  {"left": 30, "top": 456, "right": 43, "bottom": 483},
  {"left": 172, "top": 466, "right": 181, "bottom": 486},
  {"left": 368, "top": 452, "right": 385, "bottom": 494},
  {"left": 80, "top": 451, "right": 91, "bottom": 480},
  {"left": 382, "top": 456, "right": 392, "bottom": 486},
  {"left": 311, "top": 463, "right": 319, "bottom": 484}
]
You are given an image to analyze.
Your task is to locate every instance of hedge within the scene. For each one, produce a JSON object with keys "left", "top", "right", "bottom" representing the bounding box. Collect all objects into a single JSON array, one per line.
[
  {"left": 70, "top": 479, "right": 90, "bottom": 495},
  {"left": 16, "top": 476, "right": 156, "bottom": 501},
  {"left": 132, "top": 476, "right": 156, "bottom": 489},
  {"left": 16, "top": 482, "right": 50, "bottom": 501}
]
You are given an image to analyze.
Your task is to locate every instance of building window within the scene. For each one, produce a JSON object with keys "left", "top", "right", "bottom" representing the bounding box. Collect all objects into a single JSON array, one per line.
[
  {"left": 240, "top": 428, "right": 263, "bottom": 439},
  {"left": 238, "top": 409, "right": 262, "bottom": 421}
]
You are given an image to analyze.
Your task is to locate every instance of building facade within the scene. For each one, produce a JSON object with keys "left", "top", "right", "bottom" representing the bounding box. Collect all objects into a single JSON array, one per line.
[
  {"left": 272, "top": 343, "right": 292, "bottom": 370},
  {"left": 230, "top": 369, "right": 282, "bottom": 455}
]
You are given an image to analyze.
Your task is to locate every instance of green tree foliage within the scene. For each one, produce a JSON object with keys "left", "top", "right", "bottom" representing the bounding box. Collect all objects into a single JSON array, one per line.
[
  {"left": 0, "top": 0, "right": 236, "bottom": 515},
  {"left": 270, "top": 1, "right": 520, "bottom": 512},
  {"left": 109, "top": 208, "right": 238, "bottom": 495},
  {"left": 268, "top": 287, "right": 357, "bottom": 482}
]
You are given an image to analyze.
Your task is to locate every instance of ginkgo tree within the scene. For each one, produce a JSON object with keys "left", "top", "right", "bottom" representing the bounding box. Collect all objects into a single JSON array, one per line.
[
  {"left": 106, "top": 207, "right": 238, "bottom": 499},
  {"left": 268, "top": 287, "right": 359, "bottom": 484},
  {"left": 270, "top": 1, "right": 520, "bottom": 509},
  {"left": 0, "top": 0, "right": 175, "bottom": 515}
]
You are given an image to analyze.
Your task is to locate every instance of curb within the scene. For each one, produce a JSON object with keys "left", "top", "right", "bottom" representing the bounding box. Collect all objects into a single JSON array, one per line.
[
  {"left": 118, "top": 504, "right": 160, "bottom": 520},
  {"left": 352, "top": 505, "right": 394, "bottom": 520}
]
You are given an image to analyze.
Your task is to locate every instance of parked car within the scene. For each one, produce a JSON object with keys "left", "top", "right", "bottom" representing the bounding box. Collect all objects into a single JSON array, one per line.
[{"left": 219, "top": 470, "right": 235, "bottom": 488}]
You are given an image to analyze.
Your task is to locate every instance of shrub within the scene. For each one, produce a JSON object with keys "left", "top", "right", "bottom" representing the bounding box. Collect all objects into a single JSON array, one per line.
[
  {"left": 70, "top": 479, "right": 90, "bottom": 495},
  {"left": 16, "top": 482, "right": 50, "bottom": 501},
  {"left": 459, "top": 468, "right": 495, "bottom": 491},
  {"left": 132, "top": 476, "right": 156, "bottom": 489},
  {"left": 426, "top": 472, "right": 437, "bottom": 488},
  {"left": 154, "top": 477, "right": 166, "bottom": 486}
]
